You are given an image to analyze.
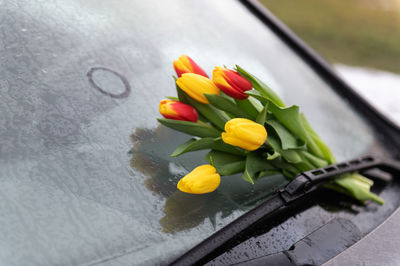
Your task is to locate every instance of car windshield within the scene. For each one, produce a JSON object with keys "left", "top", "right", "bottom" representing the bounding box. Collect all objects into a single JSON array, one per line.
[{"left": 0, "top": 0, "right": 387, "bottom": 265}]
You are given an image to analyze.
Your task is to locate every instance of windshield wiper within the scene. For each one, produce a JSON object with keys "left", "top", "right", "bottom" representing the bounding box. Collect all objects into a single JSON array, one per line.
[{"left": 171, "top": 156, "right": 400, "bottom": 266}]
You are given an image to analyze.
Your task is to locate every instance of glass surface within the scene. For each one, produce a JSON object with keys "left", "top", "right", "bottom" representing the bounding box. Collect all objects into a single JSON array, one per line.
[{"left": 0, "top": 0, "right": 388, "bottom": 265}]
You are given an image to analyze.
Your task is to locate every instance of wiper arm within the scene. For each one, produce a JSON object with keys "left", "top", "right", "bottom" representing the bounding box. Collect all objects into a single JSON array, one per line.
[{"left": 171, "top": 156, "right": 400, "bottom": 266}]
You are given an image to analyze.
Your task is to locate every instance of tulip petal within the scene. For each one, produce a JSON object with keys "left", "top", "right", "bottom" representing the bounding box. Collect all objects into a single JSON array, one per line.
[
  {"left": 212, "top": 67, "right": 251, "bottom": 99},
  {"left": 224, "top": 69, "right": 252, "bottom": 93},
  {"left": 221, "top": 132, "right": 244, "bottom": 148},
  {"left": 177, "top": 165, "right": 221, "bottom": 194},
  {"left": 170, "top": 102, "right": 198, "bottom": 122},
  {"left": 191, "top": 173, "right": 220, "bottom": 194},
  {"left": 159, "top": 100, "right": 179, "bottom": 120},
  {"left": 234, "top": 124, "right": 267, "bottom": 144},
  {"left": 191, "top": 164, "right": 217, "bottom": 175},
  {"left": 159, "top": 99, "right": 198, "bottom": 122},
  {"left": 176, "top": 77, "right": 207, "bottom": 104},
  {"left": 177, "top": 73, "right": 219, "bottom": 104},
  {"left": 186, "top": 56, "right": 208, "bottom": 78},
  {"left": 173, "top": 55, "right": 208, "bottom": 78},
  {"left": 173, "top": 59, "right": 192, "bottom": 77},
  {"left": 222, "top": 118, "right": 268, "bottom": 151}
]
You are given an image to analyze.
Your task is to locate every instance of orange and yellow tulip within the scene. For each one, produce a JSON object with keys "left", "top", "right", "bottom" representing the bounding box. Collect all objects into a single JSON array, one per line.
[
  {"left": 159, "top": 99, "right": 198, "bottom": 122},
  {"left": 212, "top": 67, "right": 252, "bottom": 99},
  {"left": 173, "top": 55, "right": 208, "bottom": 78}
]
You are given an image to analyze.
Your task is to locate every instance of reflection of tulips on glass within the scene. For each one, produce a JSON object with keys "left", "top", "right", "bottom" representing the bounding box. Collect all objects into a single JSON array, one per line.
[
  {"left": 157, "top": 54, "right": 383, "bottom": 205},
  {"left": 129, "top": 126, "right": 241, "bottom": 233}
]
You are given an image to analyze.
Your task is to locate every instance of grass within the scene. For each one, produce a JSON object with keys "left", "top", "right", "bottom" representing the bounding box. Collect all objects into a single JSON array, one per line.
[{"left": 260, "top": 0, "right": 400, "bottom": 73}]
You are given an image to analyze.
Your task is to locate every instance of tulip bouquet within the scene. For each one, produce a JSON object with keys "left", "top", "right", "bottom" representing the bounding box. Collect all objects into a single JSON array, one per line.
[{"left": 157, "top": 55, "right": 383, "bottom": 204}]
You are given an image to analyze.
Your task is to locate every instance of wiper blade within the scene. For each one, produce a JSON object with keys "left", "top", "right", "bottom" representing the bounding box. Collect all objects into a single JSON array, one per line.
[{"left": 171, "top": 156, "right": 400, "bottom": 266}]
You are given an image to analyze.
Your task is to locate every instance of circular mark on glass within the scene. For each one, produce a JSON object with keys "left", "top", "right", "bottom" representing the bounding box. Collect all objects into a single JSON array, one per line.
[{"left": 87, "top": 67, "right": 131, "bottom": 99}]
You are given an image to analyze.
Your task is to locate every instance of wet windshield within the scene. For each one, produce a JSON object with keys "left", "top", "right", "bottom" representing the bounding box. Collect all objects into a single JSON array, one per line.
[{"left": 0, "top": 0, "right": 386, "bottom": 265}]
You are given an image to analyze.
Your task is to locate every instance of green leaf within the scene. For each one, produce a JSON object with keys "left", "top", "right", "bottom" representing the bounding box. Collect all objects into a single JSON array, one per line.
[
  {"left": 256, "top": 102, "right": 269, "bottom": 125},
  {"left": 246, "top": 90, "right": 331, "bottom": 163},
  {"left": 266, "top": 130, "right": 299, "bottom": 163},
  {"left": 176, "top": 82, "right": 189, "bottom": 105},
  {"left": 186, "top": 98, "right": 229, "bottom": 131},
  {"left": 206, "top": 150, "right": 246, "bottom": 176},
  {"left": 157, "top": 118, "right": 220, "bottom": 138},
  {"left": 267, "top": 128, "right": 309, "bottom": 171},
  {"left": 266, "top": 150, "right": 280, "bottom": 160},
  {"left": 268, "top": 102, "right": 324, "bottom": 159},
  {"left": 242, "top": 152, "right": 279, "bottom": 184},
  {"left": 300, "top": 113, "right": 336, "bottom": 164},
  {"left": 171, "top": 137, "right": 245, "bottom": 157},
  {"left": 176, "top": 85, "right": 229, "bottom": 130},
  {"left": 166, "top": 96, "right": 179, "bottom": 101},
  {"left": 197, "top": 113, "right": 209, "bottom": 123},
  {"left": 265, "top": 129, "right": 280, "bottom": 151},
  {"left": 171, "top": 138, "right": 213, "bottom": 157},
  {"left": 250, "top": 90, "right": 336, "bottom": 164},
  {"left": 234, "top": 98, "right": 260, "bottom": 119},
  {"left": 211, "top": 139, "right": 246, "bottom": 156},
  {"left": 245, "top": 90, "right": 269, "bottom": 105},
  {"left": 248, "top": 97, "right": 264, "bottom": 112},
  {"left": 268, "top": 104, "right": 306, "bottom": 140},
  {"left": 266, "top": 119, "right": 303, "bottom": 150},
  {"left": 270, "top": 157, "right": 300, "bottom": 179},
  {"left": 205, "top": 94, "right": 252, "bottom": 119},
  {"left": 282, "top": 150, "right": 302, "bottom": 164},
  {"left": 236, "top": 65, "right": 286, "bottom": 107}
]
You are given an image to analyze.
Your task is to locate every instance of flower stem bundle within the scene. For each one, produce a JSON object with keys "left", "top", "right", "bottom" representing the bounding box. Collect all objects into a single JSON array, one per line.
[{"left": 157, "top": 55, "right": 384, "bottom": 205}]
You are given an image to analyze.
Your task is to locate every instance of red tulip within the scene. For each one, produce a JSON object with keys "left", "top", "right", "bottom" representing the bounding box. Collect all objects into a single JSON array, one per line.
[
  {"left": 212, "top": 67, "right": 252, "bottom": 100},
  {"left": 173, "top": 55, "right": 208, "bottom": 78},
  {"left": 159, "top": 99, "right": 198, "bottom": 122}
]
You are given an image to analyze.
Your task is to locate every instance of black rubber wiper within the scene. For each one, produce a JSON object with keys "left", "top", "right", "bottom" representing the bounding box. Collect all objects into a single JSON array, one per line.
[{"left": 170, "top": 156, "right": 400, "bottom": 266}]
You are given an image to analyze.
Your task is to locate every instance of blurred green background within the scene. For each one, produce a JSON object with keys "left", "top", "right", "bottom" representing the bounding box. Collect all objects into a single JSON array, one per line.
[{"left": 261, "top": 0, "right": 400, "bottom": 74}]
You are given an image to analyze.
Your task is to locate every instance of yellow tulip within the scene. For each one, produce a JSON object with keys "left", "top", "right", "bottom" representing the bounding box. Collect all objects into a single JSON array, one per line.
[
  {"left": 176, "top": 73, "right": 220, "bottom": 104},
  {"left": 177, "top": 164, "right": 221, "bottom": 194},
  {"left": 222, "top": 118, "right": 267, "bottom": 151}
]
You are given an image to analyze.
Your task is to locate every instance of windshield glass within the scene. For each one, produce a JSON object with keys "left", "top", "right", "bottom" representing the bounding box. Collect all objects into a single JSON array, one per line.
[{"left": 0, "top": 0, "right": 387, "bottom": 265}]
